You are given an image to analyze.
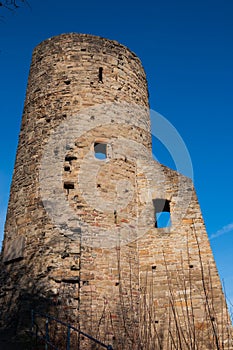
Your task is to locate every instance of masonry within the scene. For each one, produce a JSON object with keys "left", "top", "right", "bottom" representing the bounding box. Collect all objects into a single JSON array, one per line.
[{"left": 0, "top": 33, "right": 232, "bottom": 349}]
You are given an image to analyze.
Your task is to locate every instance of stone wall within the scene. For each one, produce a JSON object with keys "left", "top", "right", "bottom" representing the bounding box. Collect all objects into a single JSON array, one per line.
[{"left": 0, "top": 33, "right": 231, "bottom": 349}]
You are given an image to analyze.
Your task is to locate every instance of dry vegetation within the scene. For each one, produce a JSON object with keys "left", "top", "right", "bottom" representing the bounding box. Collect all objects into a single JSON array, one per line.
[{"left": 33, "top": 234, "right": 233, "bottom": 350}]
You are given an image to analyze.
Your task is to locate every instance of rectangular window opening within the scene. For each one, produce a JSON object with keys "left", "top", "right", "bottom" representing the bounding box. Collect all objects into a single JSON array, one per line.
[
  {"left": 153, "top": 198, "right": 171, "bottom": 228},
  {"left": 64, "top": 182, "right": 75, "bottom": 190},
  {"left": 65, "top": 155, "right": 77, "bottom": 163},
  {"left": 94, "top": 142, "right": 107, "bottom": 160}
]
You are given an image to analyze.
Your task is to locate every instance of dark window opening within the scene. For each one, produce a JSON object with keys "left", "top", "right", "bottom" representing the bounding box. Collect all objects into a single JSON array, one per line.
[
  {"left": 65, "top": 155, "right": 77, "bottom": 162},
  {"left": 64, "top": 166, "right": 70, "bottom": 172},
  {"left": 98, "top": 67, "right": 103, "bottom": 83},
  {"left": 153, "top": 199, "right": 171, "bottom": 228},
  {"left": 62, "top": 277, "right": 79, "bottom": 284},
  {"left": 114, "top": 210, "right": 117, "bottom": 224},
  {"left": 94, "top": 142, "right": 107, "bottom": 160},
  {"left": 64, "top": 182, "right": 75, "bottom": 190},
  {"left": 64, "top": 80, "right": 71, "bottom": 85}
]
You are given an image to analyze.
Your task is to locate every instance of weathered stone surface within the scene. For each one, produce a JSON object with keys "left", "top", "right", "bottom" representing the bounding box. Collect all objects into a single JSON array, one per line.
[
  {"left": 0, "top": 33, "right": 231, "bottom": 349},
  {"left": 2, "top": 236, "right": 25, "bottom": 263}
]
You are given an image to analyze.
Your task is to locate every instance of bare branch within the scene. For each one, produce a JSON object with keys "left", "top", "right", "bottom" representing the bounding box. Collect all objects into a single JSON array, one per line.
[{"left": 0, "top": 0, "right": 30, "bottom": 12}]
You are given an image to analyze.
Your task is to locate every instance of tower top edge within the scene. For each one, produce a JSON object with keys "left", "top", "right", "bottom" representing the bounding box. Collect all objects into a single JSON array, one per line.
[{"left": 33, "top": 32, "right": 140, "bottom": 59}]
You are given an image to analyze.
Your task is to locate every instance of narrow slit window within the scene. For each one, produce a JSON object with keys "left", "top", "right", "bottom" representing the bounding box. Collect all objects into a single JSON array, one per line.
[
  {"left": 94, "top": 142, "right": 107, "bottom": 160},
  {"left": 153, "top": 199, "right": 171, "bottom": 228},
  {"left": 98, "top": 67, "right": 103, "bottom": 83}
]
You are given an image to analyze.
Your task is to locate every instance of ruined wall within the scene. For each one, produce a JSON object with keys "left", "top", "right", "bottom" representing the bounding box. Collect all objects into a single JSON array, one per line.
[{"left": 0, "top": 33, "right": 231, "bottom": 349}]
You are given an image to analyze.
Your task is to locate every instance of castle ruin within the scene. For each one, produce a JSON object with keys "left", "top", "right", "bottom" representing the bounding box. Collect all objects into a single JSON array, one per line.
[{"left": 0, "top": 33, "right": 232, "bottom": 349}]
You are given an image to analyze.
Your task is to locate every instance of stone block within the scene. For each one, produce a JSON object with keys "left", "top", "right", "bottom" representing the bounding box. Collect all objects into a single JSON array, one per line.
[{"left": 3, "top": 236, "right": 25, "bottom": 263}]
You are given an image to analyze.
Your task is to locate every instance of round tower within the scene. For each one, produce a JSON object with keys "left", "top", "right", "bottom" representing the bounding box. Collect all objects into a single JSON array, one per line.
[{"left": 1, "top": 33, "right": 151, "bottom": 346}]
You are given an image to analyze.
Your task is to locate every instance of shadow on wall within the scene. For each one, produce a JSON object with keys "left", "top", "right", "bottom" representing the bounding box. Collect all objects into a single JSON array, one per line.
[{"left": 0, "top": 231, "right": 232, "bottom": 350}]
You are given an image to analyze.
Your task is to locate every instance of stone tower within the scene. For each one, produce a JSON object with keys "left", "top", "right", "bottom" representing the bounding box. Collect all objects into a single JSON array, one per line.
[{"left": 0, "top": 34, "right": 231, "bottom": 349}]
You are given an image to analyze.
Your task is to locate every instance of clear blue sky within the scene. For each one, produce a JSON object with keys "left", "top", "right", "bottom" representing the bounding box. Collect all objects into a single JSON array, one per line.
[{"left": 0, "top": 0, "right": 232, "bottom": 305}]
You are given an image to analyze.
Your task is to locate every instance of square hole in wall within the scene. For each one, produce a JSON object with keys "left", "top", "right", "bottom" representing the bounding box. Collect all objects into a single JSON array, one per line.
[
  {"left": 153, "top": 199, "right": 171, "bottom": 228},
  {"left": 94, "top": 142, "right": 107, "bottom": 160}
]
